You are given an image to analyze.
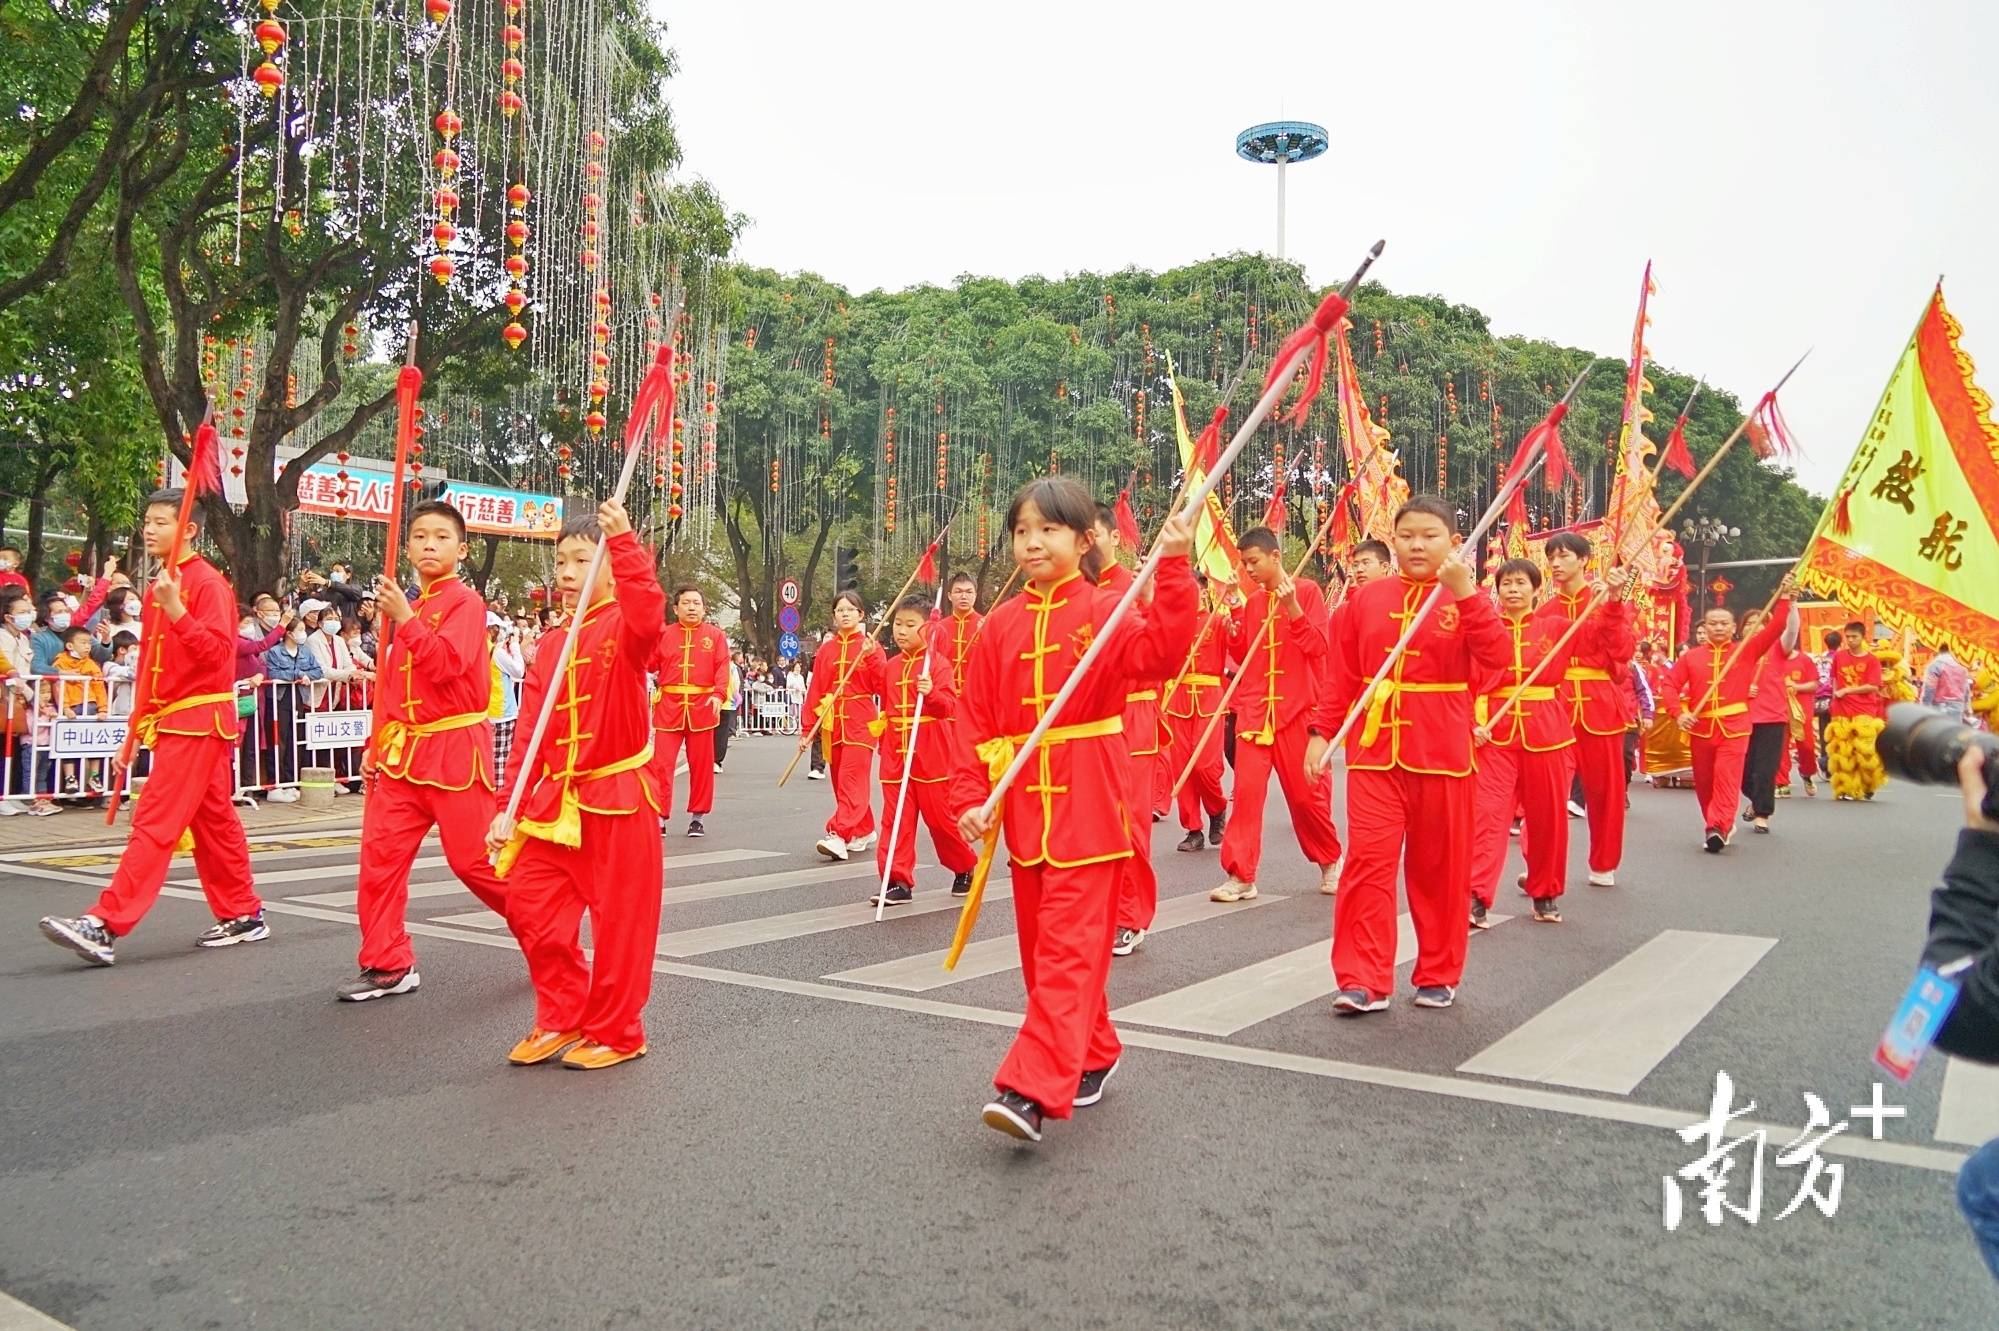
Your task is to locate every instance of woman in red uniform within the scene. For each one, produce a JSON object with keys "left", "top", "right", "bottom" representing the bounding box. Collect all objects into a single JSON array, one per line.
[
  {"left": 801, "top": 591, "right": 885, "bottom": 861},
  {"left": 953, "top": 477, "right": 1196, "bottom": 1143}
]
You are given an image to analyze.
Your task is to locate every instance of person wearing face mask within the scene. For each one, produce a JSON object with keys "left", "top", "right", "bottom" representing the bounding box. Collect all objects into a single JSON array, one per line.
[
  {"left": 259, "top": 612, "right": 324, "bottom": 801},
  {"left": 0, "top": 590, "right": 41, "bottom": 814},
  {"left": 29, "top": 592, "right": 75, "bottom": 678},
  {"left": 0, "top": 546, "right": 28, "bottom": 597},
  {"left": 303, "top": 600, "right": 367, "bottom": 793}
]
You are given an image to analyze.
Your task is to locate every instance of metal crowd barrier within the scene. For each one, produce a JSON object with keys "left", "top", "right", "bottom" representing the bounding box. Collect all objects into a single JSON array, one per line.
[{"left": 736, "top": 683, "right": 803, "bottom": 736}]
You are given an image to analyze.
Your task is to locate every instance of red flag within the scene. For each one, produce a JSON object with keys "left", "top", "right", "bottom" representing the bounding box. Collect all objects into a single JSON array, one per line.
[
  {"left": 1499, "top": 401, "right": 1573, "bottom": 494},
  {"left": 1113, "top": 489, "right": 1140, "bottom": 548},
  {"left": 1660, "top": 415, "right": 1696, "bottom": 478},
  {"left": 916, "top": 541, "right": 938, "bottom": 584},
  {"left": 1260, "top": 289, "right": 1350, "bottom": 428},
  {"left": 1261, "top": 480, "right": 1288, "bottom": 531},
  {"left": 1193, "top": 406, "right": 1227, "bottom": 473}
]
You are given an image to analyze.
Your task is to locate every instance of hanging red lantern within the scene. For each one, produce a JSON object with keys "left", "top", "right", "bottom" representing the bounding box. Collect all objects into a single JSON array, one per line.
[
  {"left": 252, "top": 62, "right": 284, "bottom": 97},
  {"left": 590, "top": 350, "right": 610, "bottom": 369},
  {"left": 504, "top": 254, "right": 527, "bottom": 279},
  {"left": 580, "top": 249, "right": 599, "bottom": 270},
  {"left": 583, "top": 161, "right": 604, "bottom": 180},
  {"left": 584, "top": 412, "right": 606, "bottom": 435},
  {"left": 431, "top": 221, "right": 456, "bottom": 248},
  {"left": 504, "top": 289, "right": 527, "bottom": 316},
  {"left": 433, "top": 148, "right": 460, "bottom": 174},
  {"left": 428, "top": 255, "right": 455, "bottom": 284},
  {"left": 502, "top": 58, "right": 526, "bottom": 82},
  {"left": 588, "top": 380, "right": 608, "bottom": 400},
  {"left": 427, "top": 0, "right": 452, "bottom": 20},
  {"left": 590, "top": 320, "right": 610, "bottom": 342},
  {"left": 507, "top": 182, "right": 531, "bottom": 210},
  {"left": 255, "top": 19, "right": 286, "bottom": 54},
  {"left": 502, "top": 24, "right": 524, "bottom": 49},
  {"left": 529, "top": 586, "right": 547, "bottom": 603},
  {"left": 435, "top": 187, "right": 459, "bottom": 215},
  {"left": 668, "top": 504, "right": 684, "bottom": 520},
  {"left": 499, "top": 90, "right": 524, "bottom": 118},
  {"left": 434, "top": 109, "right": 461, "bottom": 139},
  {"left": 504, "top": 219, "right": 528, "bottom": 247},
  {"left": 502, "top": 322, "right": 527, "bottom": 350}
]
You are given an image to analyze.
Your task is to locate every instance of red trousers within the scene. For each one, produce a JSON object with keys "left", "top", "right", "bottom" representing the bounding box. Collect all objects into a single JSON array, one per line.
[
  {"left": 1168, "top": 711, "right": 1227, "bottom": 832},
  {"left": 824, "top": 743, "right": 876, "bottom": 841},
  {"left": 876, "top": 778, "right": 978, "bottom": 884},
  {"left": 1470, "top": 744, "right": 1569, "bottom": 905},
  {"left": 355, "top": 774, "right": 509, "bottom": 972},
  {"left": 1571, "top": 729, "right": 1626, "bottom": 874},
  {"left": 996, "top": 859, "right": 1122, "bottom": 1119},
  {"left": 1115, "top": 745, "right": 1159, "bottom": 932},
  {"left": 93, "top": 733, "right": 259, "bottom": 936},
  {"left": 504, "top": 810, "right": 663, "bottom": 1052},
  {"left": 1334, "top": 768, "right": 1473, "bottom": 997},
  {"left": 1690, "top": 734, "right": 1748, "bottom": 834},
  {"left": 1775, "top": 733, "right": 1818, "bottom": 784},
  {"left": 1220, "top": 727, "right": 1341, "bottom": 884},
  {"left": 653, "top": 725, "right": 715, "bottom": 817}
]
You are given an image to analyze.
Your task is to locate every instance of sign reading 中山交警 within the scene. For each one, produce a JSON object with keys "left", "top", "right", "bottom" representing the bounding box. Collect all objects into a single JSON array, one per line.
[{"left": 304, "top": 710, "right": 372, "bottom": 749}]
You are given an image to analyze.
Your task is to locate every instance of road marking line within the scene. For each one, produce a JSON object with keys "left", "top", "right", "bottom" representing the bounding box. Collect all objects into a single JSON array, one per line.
[
  {"left": 826, "top": 889, "right": 1283, "bottom": 992},
  {"left": 661, "top": 881, "right": 1009, "bottom": 956},
  {"left": 1456, "top": 929, "right": 1775, "bottom": 1094},
  {"left": 109, "top": 882, "right": 1968, "bottom": 1178},
  {"left": 1936, "top": 1057, "right": 1999, "bottom": 1146},
  {"left": 425, "top": 909, "right": 508, "bottom": 929},
  {"left": 0, "top": 1288, "right": 79, "bottom": 1330},
  {"left": 288, "top": 876, "right": 477, "bottom": 908},
  {"left": 0, "top": 829, "right": 363, "bottom": 868}
]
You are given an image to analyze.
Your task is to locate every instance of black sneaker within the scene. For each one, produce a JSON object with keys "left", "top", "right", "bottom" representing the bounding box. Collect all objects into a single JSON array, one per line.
[
  {"left": 950, "top": 871, "right": 973, "bottom": 898},
  {"left": 1413, "top": 985, "right": 1457, "bottom": 1009},
  {"left": 982, "top": 1089, "right": 1043, "bottom": 1142},
  {"left": 1332, "top": 988, "right": 1388, "bottom": 1015},
  {"left": 870, "top": 882, "right": 913, "bottom": 907},
  {"left": 337, "top": 967, "right": 421, "bottom": 1001},
  {"left": 1532, "top": 898, "right": 1563, "bottom": 924},
  {"left": 39, "top": 914, "right": 115, "bottom": 966},
  {"left": 1704, "top": 828, "right": 1725, "bottom": 854},
  {"left": 1075, "top": 1059, "right": 1120, "bottom": 1108},
  {"left": 195, "top": 912, "right": 270, "bottom": 948},
  {"left": 1469, "top": 898, "right": 1491, "bottom": 930},
  {"left": 687, "top": 817, "right": 706, "bottom": 838},
  {"left": 1111, "top": 926, "right": 1145, "bottom": 956},
  {"left": 1207, "top": 811, "right": 1226, "bottom": 846},
  {"left": 1741, "top": 810, "right": 1756, "bottom": 823},
  {"left": 1176, "top": 829, "right": 1205, "bottom": 853}
]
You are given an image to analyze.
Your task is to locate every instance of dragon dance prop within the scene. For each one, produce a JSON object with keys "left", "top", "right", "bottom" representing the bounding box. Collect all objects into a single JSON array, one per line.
[{"left": 945, "top": 240, "right": 1387, "bottom": 968}]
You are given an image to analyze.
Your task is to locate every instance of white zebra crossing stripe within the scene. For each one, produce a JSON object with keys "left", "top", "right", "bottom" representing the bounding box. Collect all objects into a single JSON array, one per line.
[
  {"left": 660, "top": 859, "right": 885, "bottom": 906},
  {"left": 825, "top": 889, "right": 1283, "bottom": 992},
  {"left": 1935, "top": 1058, "right": 1999, "bottom": 1146},
  {"left": 660, "top": 882, "right": 1011, "bottom": 957},
  {"left": 290, "top": 876, "right": 470, "bottom": 907},
  {"left": 1456, "top": 929, "right": 1775, "bottom": 1094},
  {"left": 427, "top": 909, "right": 508, "bottom": 929}
]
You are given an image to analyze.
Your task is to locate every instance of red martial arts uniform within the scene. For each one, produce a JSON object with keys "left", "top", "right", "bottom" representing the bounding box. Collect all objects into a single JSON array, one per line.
[
  {"left": 1469, "top": 608, "right": 1579, "bottom": 907},
  {"left": 496, "top": 531, "right": 667, "bottom": 1053},
  {"left": 1161, "top": 609, "right": 1230, "bottom": 833},
  {"left": 1660, "top": 603, "right": 1790, "bottom": 838},
  {"left": 648, "top": 620, "right": 731, "bottom": 818},
  {"left": 92, "top": 553, "right": 261, "bottom": 936},
  {"left": 1536, "top": 588, "right": 1637, "bottom": 874},
  {"left": 356, "top": 576, "right": 508, "bottom": 973},
  {"left": 1316, "top": 574, "right": 1509, "bottom": 1000},
  {"left": 943, "top": 608, "right": 984, "bottom": 695},
  {"left": 1099, "top": 563, "right": 1163, "bottom": 934},
  {"left": 876, "top": 637, "right": 978, "bottom": 887},
  {"left": 802, "top": 629, "right": 885, "bottom": 843},
  {"left": 1830, "top": 648, "right": 1886, "bottom": 720},
  {"left": 1220, "top": 579, "right": 1341, "bottom": 886},
  {"left": 1774, "top": 653, "right": 1820, "bottom": 785},
  {"left": 950, "top": 556, "right": 1196, "bottom": 1118}
]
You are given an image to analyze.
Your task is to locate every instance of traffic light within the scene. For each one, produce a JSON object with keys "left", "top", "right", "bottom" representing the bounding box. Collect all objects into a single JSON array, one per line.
[{"left": 834, "top": 544, "right": 860, "bottom": 594}]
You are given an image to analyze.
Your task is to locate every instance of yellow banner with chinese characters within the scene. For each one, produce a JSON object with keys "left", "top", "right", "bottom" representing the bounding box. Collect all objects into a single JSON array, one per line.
[
  {"left": 1166, "top": 354, "right": 1245, "bottom": 588},
  {"left": 1799, "top": 285, "right": 1999, "bottom": 673}
]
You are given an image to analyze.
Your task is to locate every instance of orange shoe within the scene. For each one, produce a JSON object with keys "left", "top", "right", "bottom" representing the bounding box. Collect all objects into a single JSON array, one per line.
[
  {"left": 507, "top": 1028, "right": 584, "bottom": 1066},
  {"left": 559, "top": 1040, "right": 648, "bottom": 1070}
]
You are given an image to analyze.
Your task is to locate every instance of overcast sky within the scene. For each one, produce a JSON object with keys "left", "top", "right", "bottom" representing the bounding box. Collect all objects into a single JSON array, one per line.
[{"left": 658, "top": 0, "right": 1997, "bottom": 499}]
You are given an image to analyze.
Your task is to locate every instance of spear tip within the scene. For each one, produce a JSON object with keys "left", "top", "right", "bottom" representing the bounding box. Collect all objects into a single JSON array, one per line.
[
  {"left": 404, "top": 322, "right": 419, "bottom": 368},
  {"left": 1558, "top": 364, "right": 1593, "bottom": 405}
]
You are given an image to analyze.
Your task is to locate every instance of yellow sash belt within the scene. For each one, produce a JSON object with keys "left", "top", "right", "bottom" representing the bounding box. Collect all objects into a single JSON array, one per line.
[
  {"left": 496, "top": 741, "right": 655, "bottom": 878},
  {"left": 375, "top": 711, "right": 485, "bottom": 771},
  {"left": 651, "top": 682, "right": 711, "bottom": 705},
  {"left": 974, "top": 716, "right": 1124, "bottom": 782},
  {"left": 1565, "top": 667, "right": 1613, "bottom": 682},
  {"left": 1180, "top": 674, "right": 1222, "bottom": 688},
  {"left": 1476, "top": 686, "right": 1556, "bottom": 725},
  {"left": 1124, "top": 689, "right": 1158, "bottom": 704},
  {"left": 1360, "top": 681, "right": 1466, "bottom": 748},
  {"left": 1698, "top": 701, "right": 1749, "bottom": 720},
  {"left": 133, "top": 692, "right": 235, "bottom": 747}
]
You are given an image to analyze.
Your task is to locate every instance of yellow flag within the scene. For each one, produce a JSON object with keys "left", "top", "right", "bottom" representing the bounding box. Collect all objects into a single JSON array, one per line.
[
  {"left": 1799, "top": 285, "right": 1999, "bottom": 672},
  {"left": 1165, "top": 353, "right": 1244, "bottom": 587}
]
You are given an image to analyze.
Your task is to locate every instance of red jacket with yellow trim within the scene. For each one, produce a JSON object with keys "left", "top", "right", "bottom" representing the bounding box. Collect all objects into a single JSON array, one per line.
[
  {"left": 1829, "top": 647, "right": 1886, "bottom": 720},
  {"left": 649, "top": 621, "right": 731, "bottom": 733},
  {"left": 802, "top": 630, "right": 885, "bottom": 748},
  {"left": 949, "top": 556, "right": 1196, "bottom": 869},
  {"left": 1315, "top": 573, "right": 1511, "bottom": 776},
  {"left": 1661, "top": 602, "right": 1791, "bottom": 742},
  {"left": 372, "top": 577, "right": 494, "bottom": 789},
  {"left": 1474, "top": 609, "right": 1579, "bottom": 753},
  {"left": 1098, "top": 563, "right": 1163, "bottom": 757},
  {"left": 500, "top": 532, "right": 666, "bottom": 824},
  {"left": 1227, "top": 578, "right": 1329, "bottom": 739},
  {"left": 133, "top": 554, "right": 240, "bottom": 742},
  {"left": 1162, "top": 609, "right": 1230, "bottom": 721},
  {"left": 943, "top": 609, "right": 983, "bottom": 695},
  {"left": 880, "top": 635, "right": 964, "bottom": 784},
  {"left": 1535, "top": 588, "right": 1638, "bottom": 736}
]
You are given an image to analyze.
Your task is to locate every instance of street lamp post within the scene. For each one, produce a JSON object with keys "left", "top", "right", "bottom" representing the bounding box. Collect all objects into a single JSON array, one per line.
[{"left": 1678, "top": 514, "right": 1740, "bottom": 618}]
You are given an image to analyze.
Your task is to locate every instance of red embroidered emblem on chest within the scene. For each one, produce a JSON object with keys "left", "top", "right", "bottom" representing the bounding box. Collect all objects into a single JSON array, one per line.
[
  {"left": 1436, "top": 605, "right": 1460, "bottom": 633},
  {"left": 1069, "top": 623, "right": 1096, "bottom": 660},
  {"left": 600, "top": 639, "right": 618, "bottom": 669},
  {"left": 699, "top": 635, "right": 713, "bottom": 650},
  {"left": 427, "top": 611, "right": 443, "bottom": 628}
]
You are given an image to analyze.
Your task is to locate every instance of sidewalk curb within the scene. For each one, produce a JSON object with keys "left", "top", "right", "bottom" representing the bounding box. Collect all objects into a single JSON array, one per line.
[{"left": 0, "top": 799, "right": 368, "bottom": 854}]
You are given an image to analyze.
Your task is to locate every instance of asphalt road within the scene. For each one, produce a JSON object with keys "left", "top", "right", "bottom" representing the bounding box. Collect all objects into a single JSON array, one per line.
[{"left": 2, "top": 729, "right": 1994, "bottom": 1330}]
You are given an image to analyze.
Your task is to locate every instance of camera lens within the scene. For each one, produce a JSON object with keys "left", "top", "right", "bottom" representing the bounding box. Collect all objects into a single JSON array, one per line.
[{"left": 1878, "top": 703, "right": 1999, "bottom": 806}]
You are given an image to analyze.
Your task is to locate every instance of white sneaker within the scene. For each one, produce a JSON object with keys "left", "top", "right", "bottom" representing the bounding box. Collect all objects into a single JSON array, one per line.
[
  {"left": 267, "top": 787, "right": 301, "bottom": 804},
  {"left": 1566, "top": 800, "right": 1586, "bottom": 818},
  {"left": 815, "top": 834, "right": 849, "bottom": 861},
  {"left": 1318, "top": 858, "right": 1342, "bottom": 896},
  {"left": 807, "top": 768, "right": 827, "bottom": 781},
  {"left": 1210, "top": 877, "right": 1258, "bottom": 903},
  {"left": 1588, "top": 870, "right": 1615, "bottom": 887},
  {"left": 847, "top": 831, "right": 876, "bottom": 853},
  {"left": 0, "top": 799, "right": 26, "bottom": 817},
  {"left": 713, "top": 763, "right": 724, "bottom": 775}
]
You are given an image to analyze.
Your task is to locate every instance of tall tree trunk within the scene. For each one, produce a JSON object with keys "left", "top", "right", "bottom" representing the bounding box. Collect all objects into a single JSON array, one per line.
[
  {"left": 24, "top": 449, "right": 63, "bottom": 588},
  {"left": 471, "top": 534, "right": 501, "bottom": 594}
]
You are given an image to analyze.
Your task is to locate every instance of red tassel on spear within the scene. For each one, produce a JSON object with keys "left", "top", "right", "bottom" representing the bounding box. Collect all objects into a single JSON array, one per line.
[
  {"left": 915, "top": 540, "right": 938, "bottom": 584},
  {"left": 379, "top": 325, "right": 423, "bottom": 654},
  {"left": 1660, "top": 414, "right": 1697, "bottom": 479},
  {"left": 1747, "top": 391, "right": 1799, "bottom": 460},
  {"left": 1113, "top": 489, "right": 1141, "bottom": 549},
  {"left": 1498, "top": 369, "right": 1587, "bottom": 496},
  {"left": 1193, "top": 406, "right": 1227, "bottom": 473},
  {"left": 1261, "top": 479, "right": 1288, "bottom": 531},
  {"left": 1260, "top": 287, "right": 1353, "bottom": 427}
]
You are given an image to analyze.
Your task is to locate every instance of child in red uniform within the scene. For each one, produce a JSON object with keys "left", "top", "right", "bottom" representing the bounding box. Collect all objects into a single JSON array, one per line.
[
  {"left": 1536, "top": 532, "right": 1637, "bottom": 886},
  {"left": 942, "top": 571, "right": 983, "bottom": 695},
  {"left": 649, "top": 584, "right": 731, "bottom": 839},
  {"left": 1162, "top": 580, "right": 1229, "bottom": 855},
  {"left": 1212, "top": 526, "right": 1342, "bottom": 903},
  {"left": 1307, "top": 497, "right": 1509, "bottom": 1013},
  {"left": 1469, "top": 559, "right": 1582, "bottom": 926},
  {"left": 1773, "top": 648, "right": 1821, "bottom": 796},
  {"left": 954, "top": 477, "right": 1196, "bottom": 1142},
  {"left": 39, "top": 489, "right": 265, "bottom": 966},
  {"left": 486, "top": 499, "right": 665, "bottom": 1070},
  {"left": 1093, "top": 504, "right": 1165, "bottom": 957},
  {"left": 339, "top": 500, "right": 509, "bottom": 1001},
  {"left": 1660, "top": 583, "right": 1795, "bottom": 853},
  {"left": 869, "top": 595, "right": 978, "bottom": 905},
  {"left": 1827, "top": 621, "right": 1888, "bottom": 801},
  {"left": 801, "top": 590, "right": 885, "bottom": 861}
]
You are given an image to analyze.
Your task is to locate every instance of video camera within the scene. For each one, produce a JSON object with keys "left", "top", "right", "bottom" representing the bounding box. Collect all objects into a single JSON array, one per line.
[{"left": 1878, "top": 702, "right": 1999, "bottom": 821}]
